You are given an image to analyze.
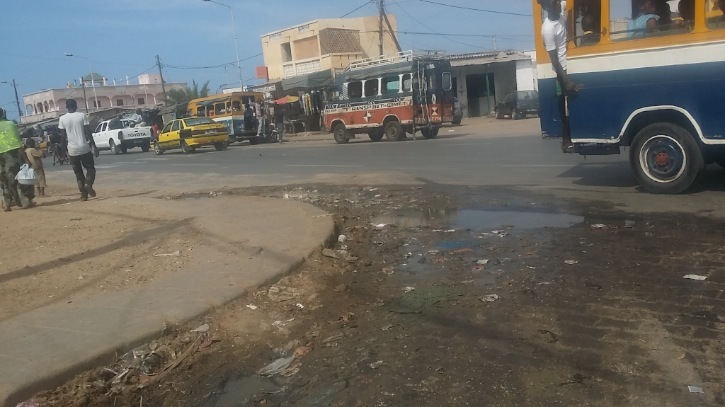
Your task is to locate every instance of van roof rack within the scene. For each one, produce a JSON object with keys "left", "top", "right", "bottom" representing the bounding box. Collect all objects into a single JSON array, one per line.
[{"left": 346, "top": 50, "right": 414, "bottom": 71}]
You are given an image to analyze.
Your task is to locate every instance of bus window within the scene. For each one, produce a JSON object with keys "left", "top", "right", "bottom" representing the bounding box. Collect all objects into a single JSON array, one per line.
[
  {"left": 348, "top": 81, "right": 362, "bottom": 99},
  {"left": 232, "top": 101, "right": 241, "bottom": 112},
  {"left": 364, "top": 79, "right": 380, "bottom": 97},
  {"left": 574, "top": 0, "right": 602, "bottom": 46},
  {"left": 708, "top": 0, "right": 725, "bottom": 28},
  {"left": 215, "top": 103, "right": 225, "bottom": 115},
  {"left": 442, "top": 72, "right": 452, "bottom": 91},
  {"left": 196, "top": 106, "right": 205, "bottom": 117},
  {"left": 402, "top": 74, "right": 412, "bottom": 91},
  {"left": 611, "top": 0, "right": 689, "bottom": 40},
  {"left": 382, "top": 76, "right": 400, "bottom": 94}
]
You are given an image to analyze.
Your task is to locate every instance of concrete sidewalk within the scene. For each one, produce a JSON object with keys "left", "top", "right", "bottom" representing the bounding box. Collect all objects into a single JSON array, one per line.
[{"left": 0, "top": 195, "right": 335, "bottom": 406}]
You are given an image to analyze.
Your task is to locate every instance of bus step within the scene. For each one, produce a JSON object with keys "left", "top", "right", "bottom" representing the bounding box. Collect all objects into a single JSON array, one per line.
[{"left": 574, "top": 143, "right": 621, "bottom": 156}]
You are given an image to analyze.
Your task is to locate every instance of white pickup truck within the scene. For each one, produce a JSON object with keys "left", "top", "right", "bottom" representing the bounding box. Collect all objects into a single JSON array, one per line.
[{"left": 92, "top": 118, "right": 153, "bottom": 154}]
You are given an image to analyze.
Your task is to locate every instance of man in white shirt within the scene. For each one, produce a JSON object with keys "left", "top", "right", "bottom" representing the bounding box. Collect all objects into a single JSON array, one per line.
[
  {"left": 538, "top": 0, "right": 582, "bottom": 152},
  {"left": 58, "top": 99, "right": 99, "bottom": 201}
]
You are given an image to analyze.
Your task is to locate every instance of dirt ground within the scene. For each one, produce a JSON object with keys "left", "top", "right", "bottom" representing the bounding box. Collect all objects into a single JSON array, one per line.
[{"left": 12, "top": 184, "right": 725, "bottom": 407}]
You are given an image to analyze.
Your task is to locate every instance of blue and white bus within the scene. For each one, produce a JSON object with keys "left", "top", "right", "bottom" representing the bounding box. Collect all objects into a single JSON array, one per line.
[{"left": 533, "top": 0, "right": 725, "bottom": 193}]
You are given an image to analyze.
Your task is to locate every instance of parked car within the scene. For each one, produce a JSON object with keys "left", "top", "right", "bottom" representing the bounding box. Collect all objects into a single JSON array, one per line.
[
  {"left": 154, "top": 117, "right": 229, "bottom": 155},
  {"left": 495, "top": 90, "right": 539, "bottom": 120},
  {"left": 452, "top": 97, "right": 462, "bottom": 125}
]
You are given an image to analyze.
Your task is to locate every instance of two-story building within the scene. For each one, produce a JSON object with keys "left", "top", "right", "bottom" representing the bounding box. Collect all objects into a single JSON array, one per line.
[{"left": 20, "top": 73, "right": 186, "bottom": 126}]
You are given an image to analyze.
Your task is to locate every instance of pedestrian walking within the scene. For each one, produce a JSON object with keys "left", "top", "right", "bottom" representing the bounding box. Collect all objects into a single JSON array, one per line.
[
  {"left": 0, "top": 107, "right": 34, "bottom": 211},
  {"left": 58, "top": 99, "right": 99, "bottom": 201},
  {"left": 24, "top": 138, "right": 47, "bottom": 197},
  {"left": 274, "top": 104, "right": 286, "bottom": 143}
]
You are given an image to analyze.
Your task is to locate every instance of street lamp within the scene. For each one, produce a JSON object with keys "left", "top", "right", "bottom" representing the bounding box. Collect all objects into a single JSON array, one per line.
[
  {"left": 0, "top": 80, "right": 22, "bottom": 118},
  {"left": 64, "top": 53, "right": 99, "bottom": 111},
  {"left": 202, "top": 0, "right": 244, "bottom": 90}
]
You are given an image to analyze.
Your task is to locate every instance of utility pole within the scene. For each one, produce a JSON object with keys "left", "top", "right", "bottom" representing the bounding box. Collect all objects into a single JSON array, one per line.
[
  {"left": 382, "top": 8, "right": 402, "bottom": 53},
  {"left": 11, "top": 80, "right": 22, "bottom": 118},
  {"left": 379, "top": 0, "right": 384, "bottom": 56},
  {"left": 156, "top": 55, "right": 168, "bottom": 105}
]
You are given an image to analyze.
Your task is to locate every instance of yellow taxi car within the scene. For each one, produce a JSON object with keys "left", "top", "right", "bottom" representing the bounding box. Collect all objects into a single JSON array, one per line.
[{"left": 154, "top": 117, "right": 229, "bottom": 155}]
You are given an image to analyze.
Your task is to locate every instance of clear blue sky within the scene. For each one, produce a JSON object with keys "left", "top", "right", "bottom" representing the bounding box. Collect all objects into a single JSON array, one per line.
[{"left": 0, "top": 0, "right": 535, "bottom": 122}]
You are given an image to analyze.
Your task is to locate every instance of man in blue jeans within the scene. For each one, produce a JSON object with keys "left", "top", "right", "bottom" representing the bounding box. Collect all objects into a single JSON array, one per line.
[{"left": 58, "top": 99, "right": 99, "bottom": 201}]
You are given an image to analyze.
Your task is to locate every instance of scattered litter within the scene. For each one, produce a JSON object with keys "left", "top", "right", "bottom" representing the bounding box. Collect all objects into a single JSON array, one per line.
[
  {"left": 476, "top": 259, "right": 489, "bottom": 265},
  {"left": 426, "top": 250, "right": 440, "bottom": 254},
  {"left": 479, "top": 294, "right": 499, "bottom": 303},
  {"left": 374, "top": 223, "right": 386, "bottom": 230},
  {"left": 337, "top": 235, "right": 347, "bottom": 243},
  {"left": 153, "top": 250, "right": 180, "bottom": 257},
  {"left": 683, "top": 274, "right": 707, "bottom": 281},
  {"left": 403, "top": 287, "right": 415, "bottom": 293},
  {"left": 322, "top": 248, "right": 338, "bottom": 259},
  {"left": 537, "top": 282, "right": 553, "bottom": 285},
  {"left": 296, "top": 303, "right": 305, "bottom": 309},
  {"left": 433, "top": 229, "right": 456, "bottom": 233},
  {"left": 590, "top": 224, "right": 606, "bottom": 229},
  {"left": 381, "top": 267, "right": 395, "bottom": 275},
  {"left": 190, "top": 324, "right": 210, "bottom": 333},
  {"left": 257, "top": 356, "right": 296, "bottom": 376},
  {"left": 283, "top": 193, "right": 290, "bottom": 199},
  {"left": 15, "top": 401, "right": 40, "bottom": 407},
  {"left": 246, "top": 304, "right": 258, "bottom": 310},
  {"left": 564, "top": 260, "right": 579, "bottom": 265},
  {"left": 381, "top": 324, "right": 394, "bottom": 331},
  {"left": 322, "top": 333, "right": 344, "bottom": 344},
  {"left": 688, "top": 385, "right": 705, "bottom": 394},
  {"left": 369, "top": 360, "right": 384, "bottom": 369}
]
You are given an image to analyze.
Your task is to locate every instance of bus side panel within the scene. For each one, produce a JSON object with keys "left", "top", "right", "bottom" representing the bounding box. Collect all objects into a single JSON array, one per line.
[
  {"left": 325, "top": 96, "right": 414, "bottom": 130},
  {"left": 566, "top": 60, "right": 725, "bottom": 143}
]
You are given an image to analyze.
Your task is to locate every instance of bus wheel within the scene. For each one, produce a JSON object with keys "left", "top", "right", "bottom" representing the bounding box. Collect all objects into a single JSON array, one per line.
[
  {"left": 421, "top": 127, "right": 439, "bottom": 139},
  {"left": 249, "top": 137, "right": 259, "bottom": 145},
  {"left": 214, "top": 142, "right": 228, "bottom": 151},
  {"left": 384, "top": 121, "right": 404, "bottom": 141},
  {"left": 368, "top": 129, "right": 384, "bottom": 142},
  {"left": 630, "top": 123, "right": 703, "bottom": 194},
  {"left": 333, "top": 124, "right": 350, "bottom": 144}
]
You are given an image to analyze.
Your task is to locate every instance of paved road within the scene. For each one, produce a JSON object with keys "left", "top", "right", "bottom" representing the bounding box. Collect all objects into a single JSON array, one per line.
[{"left": 46, "top": 117, "right": 725, "bottom": 216}]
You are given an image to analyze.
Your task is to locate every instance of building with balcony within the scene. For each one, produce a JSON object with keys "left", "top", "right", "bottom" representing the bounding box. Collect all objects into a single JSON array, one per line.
[
  {"left": 20, "top": 73, "right": 186, "bottom": 126},
  {"left": 260, "top": 15, "right": 400, "bottom": 83}
]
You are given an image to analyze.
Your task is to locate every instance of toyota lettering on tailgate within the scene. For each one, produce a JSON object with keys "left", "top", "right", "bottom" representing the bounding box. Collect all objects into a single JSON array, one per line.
[{"left": 127, "top": 132, "right": 145, "bottom": 138}]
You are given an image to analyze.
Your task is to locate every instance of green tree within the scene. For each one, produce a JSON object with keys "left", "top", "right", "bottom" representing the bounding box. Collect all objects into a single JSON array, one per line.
[{"left": 166, "top": 80, "right": 211, "bottom": 105}]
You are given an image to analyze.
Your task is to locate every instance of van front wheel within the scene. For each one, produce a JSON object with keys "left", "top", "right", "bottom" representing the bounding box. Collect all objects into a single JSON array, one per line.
[{"left": 630, "top": 123, "right": 703, "bottom": 194}]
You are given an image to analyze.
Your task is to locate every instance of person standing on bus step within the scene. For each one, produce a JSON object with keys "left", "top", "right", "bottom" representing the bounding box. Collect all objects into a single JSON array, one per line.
[
  {"left": 538, "top": 0, "right": 582, "bottom": 153},
  {"left": 58, "top": 99, "right": 99, "bottom": 202}
]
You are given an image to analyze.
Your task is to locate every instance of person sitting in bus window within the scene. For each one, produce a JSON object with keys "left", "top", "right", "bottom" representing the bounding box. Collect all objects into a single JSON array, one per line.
[
  {"left": 628, "top": 0, "right": 660, "bottom": 38},
  {"left": 232, "top": 101, "right": 241, "bottom": 112},
  {"left": 677, "top": 0, "right": 694, "bottom": 29},
  {"left": 713, "top": 0, "right": 725, "bottom": 26},
  {"left": 578, "top": 13, "right": 601, "bottom": 46}
]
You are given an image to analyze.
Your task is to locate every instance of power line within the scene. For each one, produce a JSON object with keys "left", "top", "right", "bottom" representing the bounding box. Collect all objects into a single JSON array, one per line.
[
  {"left": 415, "top": 0, "right": 532, "bottom": 17},
  {"left": 390, "top": 0, "right": 483, "bottom": 49},
  {"left": 341, "top": 0, "right": 375, "bottom": 18},
  {"left": 165, "top": 53, "right": 262, "bottom": 70}
]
